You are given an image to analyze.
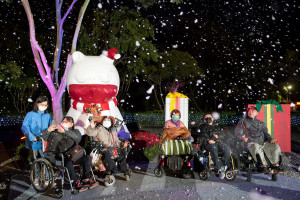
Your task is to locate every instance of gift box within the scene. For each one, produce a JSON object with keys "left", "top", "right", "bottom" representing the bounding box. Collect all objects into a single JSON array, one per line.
[
  {"left": 248, "top": 100, "right": 291, "bottom": 152},
  {"left": 165, "top": 92, "right": 189, "bottom": 129}
]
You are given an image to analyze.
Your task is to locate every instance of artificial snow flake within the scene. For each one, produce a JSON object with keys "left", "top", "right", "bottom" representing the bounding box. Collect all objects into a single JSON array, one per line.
[
  {"left": 28, "top": 98, "right": 33, "bottom": 102},
  {"left": 228, "top": 89, "right": 232, "bottom": 94},
  {"left": 218, "top": 104, "right": 223, "bottom": 109},
  {"left": 97, "top": 3, "right": 103, "bottom": 9},
  {"left": 146, "top": 85, "right": 154, "bottom": 94},
  {"left": 267, "top": 78, "right": 274, "bottom": 84},
  {"left": 135, "top": 41, "right": 140, "bottom": 47}
]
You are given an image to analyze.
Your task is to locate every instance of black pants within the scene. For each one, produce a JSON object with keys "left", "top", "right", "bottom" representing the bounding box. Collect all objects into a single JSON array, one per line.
[
  {"left": 102, "top": 148, "right": 127, "bottom": 174},
  {"left": 206, "top": 143, "right": 231, "bottom": 168},
  {"left": 65, "top": 155, "right": 91, "bottom": 182}
]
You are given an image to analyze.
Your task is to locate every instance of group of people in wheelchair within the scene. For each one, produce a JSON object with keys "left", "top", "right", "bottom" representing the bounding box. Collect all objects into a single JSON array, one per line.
[
  {"left": 22, "top": 96, "right": 284, "bottom": 196},
  {"left": 21, "top": 96, "right": 131, "bottom": 195},
  {"left": 195, "top": 106, "right": 284, "bottom": 180},
  {"left": 157, "top": 106, "right": 284, "bottom": 181}
]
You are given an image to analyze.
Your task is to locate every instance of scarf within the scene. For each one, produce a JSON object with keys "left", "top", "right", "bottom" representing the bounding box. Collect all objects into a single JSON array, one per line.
[{"left": 171, "top": 119, "right": 180, "bottom": 127}]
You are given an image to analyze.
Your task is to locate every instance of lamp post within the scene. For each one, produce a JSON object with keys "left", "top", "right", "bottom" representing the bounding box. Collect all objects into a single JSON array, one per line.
[{"left": 283, "top": 85, "right": 292, "bottom": 103}]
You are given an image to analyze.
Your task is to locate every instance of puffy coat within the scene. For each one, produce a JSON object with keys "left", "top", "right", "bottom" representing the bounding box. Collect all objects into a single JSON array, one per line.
[
  {"left": 235, "top": 116, "right": 272, "bottom": 145},
  {"left": 21, "top": 111, "right": 51, "bottom": 150},
  {"left": 86, "top": 125, "right": 121, "bottom": 148},
  {"left": 198, "top": 123, "right": 224, "bottom": 147},
  {"left": 40, "top": 128, "right": 82, "bottom": 153}
]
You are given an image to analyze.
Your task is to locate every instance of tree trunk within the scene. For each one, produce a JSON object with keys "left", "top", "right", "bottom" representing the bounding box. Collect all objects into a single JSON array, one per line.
[{"left": 52, "top": 96, "right": 63, "bottom": 124}]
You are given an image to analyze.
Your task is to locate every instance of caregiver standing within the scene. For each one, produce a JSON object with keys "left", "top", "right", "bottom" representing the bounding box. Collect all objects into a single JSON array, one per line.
[{"left": 21, "top": 96, "right": 52, "bottom": 160}]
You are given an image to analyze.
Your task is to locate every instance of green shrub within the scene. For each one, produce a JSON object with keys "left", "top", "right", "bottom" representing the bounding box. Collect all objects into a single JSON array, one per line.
[{"left": 15, "top": 143, "right": 31, "bottom": 163}]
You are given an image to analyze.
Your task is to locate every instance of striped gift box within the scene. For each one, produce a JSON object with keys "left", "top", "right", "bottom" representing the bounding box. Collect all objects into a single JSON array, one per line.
[
  {"left": 161, "top": 140, "right": 191, "bottom": 156},
  {"left": 248, "top": 104, "right": 291, "bottom": 152}
]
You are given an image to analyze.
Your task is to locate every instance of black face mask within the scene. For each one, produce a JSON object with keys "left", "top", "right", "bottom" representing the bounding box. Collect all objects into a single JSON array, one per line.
[{"left": 205, "top": 117, "right": 212, "bottom": 124}]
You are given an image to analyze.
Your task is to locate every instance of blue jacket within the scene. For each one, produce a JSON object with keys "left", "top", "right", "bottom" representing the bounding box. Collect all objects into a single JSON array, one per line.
[{"left": 21, "top": 111, "right": 52, "bottom": 150}]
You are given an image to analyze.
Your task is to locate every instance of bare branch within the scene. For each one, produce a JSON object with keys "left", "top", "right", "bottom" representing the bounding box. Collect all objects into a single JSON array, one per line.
[
  {"left": 71, "top": 0, "right": 90, "bottom": 53},
  {"left": 21, "top": 0, "right": 56, "bottom": 96}
]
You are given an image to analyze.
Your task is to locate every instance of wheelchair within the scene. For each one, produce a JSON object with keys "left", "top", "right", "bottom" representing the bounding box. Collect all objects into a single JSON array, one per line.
[
  {"left": 30, "top": 138, "right": 97, "bottom": 198},
  {"left": 193, "top": 140, "right": 239, "bottom": 181},
  {"left": 154, "top": 139, "right": 194, "bottom": 179},
  {"left": 87, "top": 137, "right": 132, "bottom": 187},
  {"left": 233, "top": 139, "right": 283, "bottom": 182}
]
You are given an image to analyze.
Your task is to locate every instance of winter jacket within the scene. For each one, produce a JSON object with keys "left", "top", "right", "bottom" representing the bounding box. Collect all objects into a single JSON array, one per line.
[
  {"left": 198, "top": 123, "right": 224, "bottom": 147},
  {"left": 40, "top": 128, "right": 82, "bottom": 153},
  {"left": 235, "top": 116, "right": 272, "bottom": 145},
  {"left": 164, "top": 120, "right": 186, "bottom": 129},
  {"left": 21, "top": 111, "right": 51, "bottom": 150},
  {"left": 86, "top": 125, "right": 121, "bottom": 148}
]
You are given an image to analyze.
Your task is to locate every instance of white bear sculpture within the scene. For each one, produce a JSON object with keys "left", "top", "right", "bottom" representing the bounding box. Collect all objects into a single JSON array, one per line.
[{"left": 66, "top": 48, "right": 128, "bottom": 135}]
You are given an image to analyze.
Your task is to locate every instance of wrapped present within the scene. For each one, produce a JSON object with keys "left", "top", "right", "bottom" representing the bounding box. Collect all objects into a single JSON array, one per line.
[
  {"left": 248, "top": 100, "right": 291, "bottom": 152},
  {"left": 165, "top": 92, "right": 189, "bottom": 128},
  {"left": 161, "top": 140, "right": 191, "bottom": 156}
]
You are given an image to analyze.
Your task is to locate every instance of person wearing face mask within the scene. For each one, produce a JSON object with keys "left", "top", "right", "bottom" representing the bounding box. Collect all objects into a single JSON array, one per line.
[
  {"left": 22, "top": 96, "right": 52, "bottom": 160},
  {"left": 86, "top": 116, "right": 130, "bottom": 175},
  {"left": 235, "top": 106, "right": 283, "bottom": 172},
  {"left": 41, "top": 116, "right": 98, "bottom": 191},
  {"left": 198, "top": 113, "right": 230, "bottom": 179},
  {"left": 164, "top": 109, "right": 186, "bottom": 129}
]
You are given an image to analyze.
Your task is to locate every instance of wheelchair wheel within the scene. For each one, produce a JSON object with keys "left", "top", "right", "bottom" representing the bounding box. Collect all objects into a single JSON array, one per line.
[
  {"left": 224, "top": 170, "right": 236, "bottom": 181},
  {"left": 154, "top": 167, "right": 164, "bottom": 178},
  {"left": 272, "top": 173, "right": 278, "bottom": 181},
  {"left": 182, "top": 168, "right": 193, "bottom": 179},
  {"left": 30, "top": 158, "right": 54, "bottom": 193},
  {"left": 104, "top": 175, "right": 116, "bottom": 187},
  {"left": 52, "top": 188, "right": 64, "bottom": 199},
  {"left": 247, "top": 169, "right": 252, "bottom": 182},
  {"left": 198, "top": 169, "right": 210, "bottom": 181}
]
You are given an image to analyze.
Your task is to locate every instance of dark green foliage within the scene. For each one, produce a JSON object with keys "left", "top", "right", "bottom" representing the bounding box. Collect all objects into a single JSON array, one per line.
[{"left": 15, "top": 143, "right": 31, "bottom": 163}]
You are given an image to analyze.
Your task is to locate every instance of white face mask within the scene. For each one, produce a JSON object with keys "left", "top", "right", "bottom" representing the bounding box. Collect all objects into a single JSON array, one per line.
[
  {"left": 103, "top": 121, "right": 112, "bottom": 128},
  {"left": 38, "top": 106, "right": 47, "bottom": 112},
  {"left": 61, "top": 123, "right": 69, "bottom": 130}
]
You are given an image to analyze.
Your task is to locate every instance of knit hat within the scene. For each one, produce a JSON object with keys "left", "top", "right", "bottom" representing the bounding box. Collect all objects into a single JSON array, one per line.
[{"left": 102, "top": 48, "right": 121, "bottom": 60}]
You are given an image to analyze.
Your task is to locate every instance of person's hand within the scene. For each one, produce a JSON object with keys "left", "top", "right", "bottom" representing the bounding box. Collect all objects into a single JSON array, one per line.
[
  {"left": 123, "top": 140, "right": 129, "bottom": 147},
  {"left": 47, "top": 125, "right": 56, "bottom": 132},
  {"left": 90, "top": 120, "right": 96, "bottom": 129},
  {"left": 57, "top": 125, "right": 65, "bottom": 133},
  {"left": 242, "top": 135, "right": 249, "bottom": 142},
  {"left": 270, "top": 138, "right": 278, "bottom": 144},
  {"left": 213, "top": 134, "right": 219, "bottom": 139},
  {"left": 34, "top": 137, "right": 37, "bottom": 142},
  {"left": 208, "top": 140, "right": 215, "bottom": 144}
]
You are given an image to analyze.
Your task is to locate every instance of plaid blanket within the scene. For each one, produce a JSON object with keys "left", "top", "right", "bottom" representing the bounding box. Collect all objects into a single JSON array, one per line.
[{"left": 161, "top": 140, "right": 191, "bottom": 156}]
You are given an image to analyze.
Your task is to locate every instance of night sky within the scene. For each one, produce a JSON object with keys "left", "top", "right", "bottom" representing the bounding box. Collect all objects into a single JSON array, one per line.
[{"left": 0, "top": 0, "right": 299, "bottom": 112}]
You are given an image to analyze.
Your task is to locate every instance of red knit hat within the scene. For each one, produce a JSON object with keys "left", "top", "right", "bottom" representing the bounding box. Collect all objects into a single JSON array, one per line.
[{"left": 102, "top": 48, "right": 121, "bottom": 60}]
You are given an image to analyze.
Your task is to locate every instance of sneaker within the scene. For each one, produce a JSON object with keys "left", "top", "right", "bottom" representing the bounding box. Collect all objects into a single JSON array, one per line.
[
  {"left": 219, "top": 165, "right": 227, "bottom": 180},
  {"left": 219, "top": 171, "right": 225, "bottom": 179},
  {"left": 73, "top": 180, "right": 88, "bottom": 192},
  {"left": 83, "top": 178, "right": 99, "bottom": 188},
  {"left": 221, "top": 165, "right": 228, "bottom": 172}
]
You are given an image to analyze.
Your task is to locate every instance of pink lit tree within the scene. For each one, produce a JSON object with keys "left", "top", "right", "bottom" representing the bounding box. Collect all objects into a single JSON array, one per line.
[{"left": 21, "top": 0, "right": 90, "bottom": 124}]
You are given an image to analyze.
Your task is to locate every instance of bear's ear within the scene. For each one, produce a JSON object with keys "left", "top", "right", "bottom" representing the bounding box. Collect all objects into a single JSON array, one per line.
[{"left": 72, "top": 51, "right": 85, "bottom": 62}]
